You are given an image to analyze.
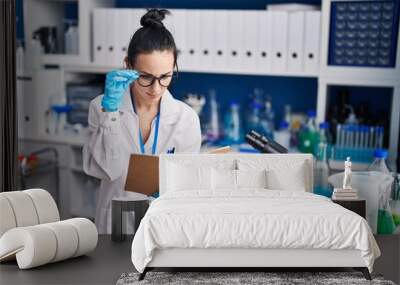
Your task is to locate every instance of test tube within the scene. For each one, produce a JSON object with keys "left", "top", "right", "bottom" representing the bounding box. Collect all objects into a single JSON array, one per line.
[
  {"left": 362, "top": 125, "right": 369, "bottom": 162},
  {"left": 336, "top": 124, "right": 344, "bottom": 160},
  {"left": 340, "top": 125, "right": 345, "bottom": 146},
  {"left": 369, "top": 126, "right": 375, "bottom": 148},
  {"left": 342, "top": 125, "right": 347, "bottom": 147},
  {"left": 378, "top": 126, "right": 384, "bottom": 148},
  {"left": 349, "top": 125, "right": 354, "bottom": 148},
  {"left": 374, "top": 126, "right": 380, "bottom": 148},
  {"left": 354, "top": 125, "right": 360, "bottom": 148},
  {"left": 346, "top": 125, "right": 351, "bottom": 147},
  {"left": 364, "top": 126, "right": 370, "bottom": 148},
  {"left": 354, "top": 125, "right": 362, "bottom": 160},
  {"left": 336, "top": 124, "right": 342, "bottom": 147},
  {"left": 360, "top": 125, "right": 365, "bottom": 148}
]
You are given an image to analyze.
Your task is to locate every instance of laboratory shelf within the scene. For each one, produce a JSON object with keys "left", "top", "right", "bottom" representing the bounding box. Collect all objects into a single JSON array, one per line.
[
  {"left": 62, "top": 64, "right": 319, "bottom": 78},
  {"left": 19, "top": 133, "right": 87, "bottom": 147}
]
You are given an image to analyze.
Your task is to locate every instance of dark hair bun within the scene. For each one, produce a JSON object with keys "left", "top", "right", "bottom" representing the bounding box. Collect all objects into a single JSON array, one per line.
[{"left": 141, "top": 9, "right": 170, "bottom": 29}]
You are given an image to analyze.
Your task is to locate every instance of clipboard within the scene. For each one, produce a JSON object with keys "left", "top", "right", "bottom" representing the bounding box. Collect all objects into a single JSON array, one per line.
[{"left": 124, "top": 154, "right": 159, "bottom": 195}]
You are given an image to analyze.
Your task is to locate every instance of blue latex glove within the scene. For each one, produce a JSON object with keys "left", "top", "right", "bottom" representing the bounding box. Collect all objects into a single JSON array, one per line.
[{"left": 101, "top": 70, "right": 139, "bottom": 112}]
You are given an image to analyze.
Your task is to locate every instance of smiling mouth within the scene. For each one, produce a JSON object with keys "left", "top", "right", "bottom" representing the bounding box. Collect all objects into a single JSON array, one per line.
[{"left": 147, "top": 93, "right": 158, "bottom": 97}]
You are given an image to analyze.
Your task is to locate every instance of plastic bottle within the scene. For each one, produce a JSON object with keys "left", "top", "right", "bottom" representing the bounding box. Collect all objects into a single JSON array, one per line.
[
  {"left": 206, "top": 89, "right": 220, "bottom": 143},
  {"left": 313, "top": 142, "right": 331, "bottom": 197},
  {"left": 368, "top": 149, "right": 396, "bottom": 234},
  {"left": 47, "top": 95, "right": 73, "bottom": 135},
  {"left": 260, "top": 98, "right": 275, "bottom": 139},
  {"left": 246, "top": 102, "right": 263, "bottom": 135},
  {"left": 250, "top": 88, "right": 264, "bottom": 107},
  {"left": 298, "top": 110, "right": 318, "bottom": 154},
  {"left": 391, "top": 174, "right": 400, "bottom": 232},
  {"left": 16, "top": 40, "right": 24, "bottom": 75},
  {"left": 375, "top": 126, "right": 384, "bottom": 149},
  {"left": 30, "top": 36, "right": 43, "bottom": 69},
  {"left": 64, "top": 20, "right": 79, "bottom": 54},
  {"left": 224, "top": 101, "right": 242, "bottom": 143},
  {"left": 317, "top": 122, "right": 333, "bottom": 158},
  {"left": 318, "top": 122, "right": 332, "bottom": 144},
  {"left": 283, "top": 104, "right": 291, "bottom": 125},
  {"left": 274, "top": 121, "right": 290, "bottom": 150},
  {"left": 367, "top": 149, "right": 391, "bottom": 173}
]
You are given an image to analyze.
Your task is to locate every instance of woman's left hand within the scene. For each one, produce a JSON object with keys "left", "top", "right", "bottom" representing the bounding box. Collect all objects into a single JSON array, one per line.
[{"left": 101, "top": 70, "right": 139, "bottom": 112}]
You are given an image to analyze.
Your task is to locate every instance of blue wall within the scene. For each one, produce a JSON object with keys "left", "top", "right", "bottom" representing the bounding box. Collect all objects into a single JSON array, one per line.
[{"left": 168, "top": 73, "right": 317, "bottom": 126}]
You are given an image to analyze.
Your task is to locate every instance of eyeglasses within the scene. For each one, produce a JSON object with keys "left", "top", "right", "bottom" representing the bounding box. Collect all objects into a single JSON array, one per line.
[{"left": 136, "top": 72, "right": 177, "bottom": 87}]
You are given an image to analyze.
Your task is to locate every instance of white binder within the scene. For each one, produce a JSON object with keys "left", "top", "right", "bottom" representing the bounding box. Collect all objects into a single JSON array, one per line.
[
  {"left": 288, "top": 11, "right": 305, "bottom": 73},
  {"left": 304, "top": 11, "right": 321, "bottom": 73},
  {"left": 93, "top": 9, "right": 107, "bottom": 65},
  {"left": 132, "top": 9, "right": 146, "bottom": 33},
  {"left": 123, "top": 9, "right": 146, "bottom": 66},
  {"left": 105, "top": 9, "right": 119, "bottom": 67},
  {"left": 163, "top": 10, "right": 175, "bottom": 35},
  {"left": 199, "top": 10, "right": 215, "bottom": 71},
  {"left": 242, "top": 10, "right": 259, "bottom": 73},
  {"left": 257, "top": 11, "right": 272, "bottom": 74},
  {"left": 171, "top": 9, "right": 187, "bottom": 71},
  {"left": 185, "top": 10, "right": 201, "bottom": 71},
  {"left": 116, "top": 9, "right": 133, "bottom": 65},
  {"left": 214, "top": 10, "right": 229, "bottom": 72},
  {"left": 271, "top": 11, "right": 289, "bottom": 73},
  {"left": 227, "top": 10, "right": 244, "bottom": 72}
]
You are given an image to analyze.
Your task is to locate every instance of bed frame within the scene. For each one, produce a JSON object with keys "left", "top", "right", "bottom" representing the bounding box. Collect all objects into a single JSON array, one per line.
[
  {"left": 137, "top": 154, "right": 372, "bottom": 281},
  {"left": 138, "top": 247, "right": 371, "bottom": 280}
]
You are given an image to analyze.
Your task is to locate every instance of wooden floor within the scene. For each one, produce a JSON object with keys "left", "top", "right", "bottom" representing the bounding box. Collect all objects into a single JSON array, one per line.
[{"left": 0, "top": 235, "right": 134, "bottom": 285}]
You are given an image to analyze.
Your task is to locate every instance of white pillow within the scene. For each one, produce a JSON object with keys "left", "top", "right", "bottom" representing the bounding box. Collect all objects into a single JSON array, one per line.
[
  {"left": 236, "top": 169, "right": 267, "bottom": 189},
  {"left": 212, "top": 168, "right": 237, "bottom": 190},
  {"left": 266, "top": 164, "right": 307, "bottom": 191},
  {"left": 167, "top": 163, "right": 212, "bottom": 192},
  {"left": 237, "top": 158, "right": 308, "bottom": 191}
]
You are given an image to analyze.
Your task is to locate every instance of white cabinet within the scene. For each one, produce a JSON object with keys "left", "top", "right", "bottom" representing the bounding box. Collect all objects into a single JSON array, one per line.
[{"left": 23, "top": 0, "right": 113, "bottom": 69}]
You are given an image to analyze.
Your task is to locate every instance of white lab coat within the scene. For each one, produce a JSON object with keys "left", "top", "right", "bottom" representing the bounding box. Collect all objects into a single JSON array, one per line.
[{"left": 83, "top": 89, "right": 201, "bottom": 234}]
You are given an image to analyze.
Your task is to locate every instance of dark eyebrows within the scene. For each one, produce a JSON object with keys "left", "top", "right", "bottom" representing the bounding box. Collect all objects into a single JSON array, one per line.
[{"left": 139, "top": 71, "right": 173, "bottom": 77}]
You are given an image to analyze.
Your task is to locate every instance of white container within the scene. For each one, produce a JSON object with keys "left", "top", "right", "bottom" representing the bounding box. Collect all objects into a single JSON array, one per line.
[
  {"left": 328, "top": 171, "right": 394, "bottom": 234},
  {"left": 26, "top": 38, "right": 43, "bottom": 70},
  {"left": 273, "top": 121, "right": 290, "bottom": 149},
  {"left": 16, "top": 40, "right": 24, "bottom": 75},
  {"left": 65, "top": 23, "right": 79, "bottom": 55}
]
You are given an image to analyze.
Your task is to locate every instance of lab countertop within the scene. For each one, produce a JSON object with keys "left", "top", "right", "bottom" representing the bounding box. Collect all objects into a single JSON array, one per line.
[{"left": 19, "top": 132, "right": 88, "bottom": 147}]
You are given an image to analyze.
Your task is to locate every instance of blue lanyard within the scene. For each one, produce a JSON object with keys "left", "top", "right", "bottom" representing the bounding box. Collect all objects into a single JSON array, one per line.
[
  {"left": 138, "top": 112, "right": 160, "bottom": 155},
  {"left": 131, "top": 92, "right": 161, "bottom": 155}
]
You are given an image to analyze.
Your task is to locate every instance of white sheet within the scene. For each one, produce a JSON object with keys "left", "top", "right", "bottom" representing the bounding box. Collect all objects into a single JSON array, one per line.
[{"left": 131, "top": 190, "right": 380, "bottom": 273}]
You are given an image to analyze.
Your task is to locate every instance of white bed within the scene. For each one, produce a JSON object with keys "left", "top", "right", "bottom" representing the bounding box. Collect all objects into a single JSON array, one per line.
[{"left": 131, "top": 154, "right": 380, "bottom": 280}]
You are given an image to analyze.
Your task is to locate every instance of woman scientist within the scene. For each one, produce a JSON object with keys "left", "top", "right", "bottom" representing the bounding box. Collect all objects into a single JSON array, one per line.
[{"left": 83, "top": 9, "right": 202, "bottom": 234}]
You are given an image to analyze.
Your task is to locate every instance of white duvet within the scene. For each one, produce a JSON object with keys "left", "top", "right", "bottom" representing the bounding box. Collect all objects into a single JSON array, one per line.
[{"left": 131, "top": 190, "right": 380, "bottom": 273}]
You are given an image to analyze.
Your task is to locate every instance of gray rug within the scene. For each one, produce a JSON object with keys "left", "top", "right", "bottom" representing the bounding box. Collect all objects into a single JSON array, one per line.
[{"left": 116, "top": 271, "right": 396, "bottom": 285}]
